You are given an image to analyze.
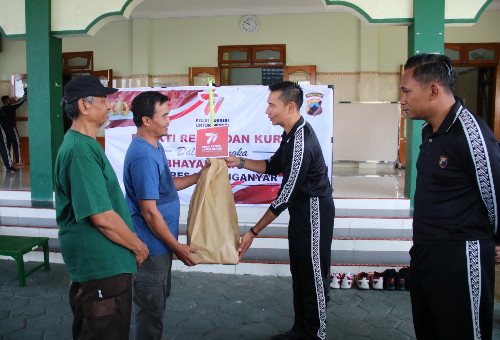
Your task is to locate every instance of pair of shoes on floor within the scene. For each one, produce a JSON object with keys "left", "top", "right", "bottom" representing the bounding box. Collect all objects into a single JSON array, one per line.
[
  {"left": 355, "top": 272, "right": 370, "bottom": 289},
  {"left": 331, "top": 272, "right": 381, "bottom": 290},
  {"left": 382, "top": 268, "right": 410, "bottom": 291},
  {"left": 330, "top": 272, "right": 354, "bottom": 289},
  {"left": 383, "top": 269, "right": 397, "bottom": 290},
  {"left": 346, "top": 272, "right": 383, "bottom": 290},
  {"left": 6, "top": 166, "right": 17, "bottom": 172},
  {"left": 365, "top": 271, "right": 408, "bottom": 290}
]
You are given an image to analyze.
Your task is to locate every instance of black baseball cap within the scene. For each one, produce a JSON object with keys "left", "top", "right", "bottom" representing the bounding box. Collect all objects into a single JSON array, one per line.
[{"left": 62, "top": 75, "right": 118, "bottom": 104}]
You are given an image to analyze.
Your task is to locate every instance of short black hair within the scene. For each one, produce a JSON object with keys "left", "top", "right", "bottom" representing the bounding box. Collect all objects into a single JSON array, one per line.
[
  {"left": 63, "top": 96, "right": 93, "bottom": 120},
  {"left": 1, "top": 96, "right": 9, "bottom": 105},
  {"left": 131, "top": 91, "right": 170, "bottom": 127},
  {"left": 404, "top": 53, "right": 455, "bottom": 93},
  {"left": 268, "top": 81, "right": 303, "bottom": 109}
]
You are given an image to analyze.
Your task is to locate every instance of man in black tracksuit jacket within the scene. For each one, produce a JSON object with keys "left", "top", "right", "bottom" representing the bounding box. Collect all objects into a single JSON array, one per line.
[
  {"left": 401, "top": 53, "right": 500, "bottom": 340},
  {"left": 0, "top": 92, "right": 26, "bottom": 170},
  {"left": 226, "top": 81, "right": 335, "bottom": 340}
]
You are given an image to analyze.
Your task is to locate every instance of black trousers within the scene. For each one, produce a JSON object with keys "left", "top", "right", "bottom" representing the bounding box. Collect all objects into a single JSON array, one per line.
[
  {"left": 409, "top": 239, "right": 495, "bottom": 340},
  {"left": 289, "top": 196, "right": 335, "bottom": 340},
  {"left": 4, "top": 124, "right": 21, "bottom": 163},
  {"left": 69, "top": 273, "right": 133, "bottom": 340},
  {"left": 0, "top": 126, "right": 13, "bottom": 168}
]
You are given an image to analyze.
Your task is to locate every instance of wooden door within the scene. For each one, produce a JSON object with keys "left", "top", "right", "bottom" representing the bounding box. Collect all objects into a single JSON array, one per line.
[
  {"left": 283, "top": 65, "right": 316, "bottom": 85},
  {"left": 189, "top": 67, "right": 220, "bottom": 86},
  {"left": 90, "top": 69, "right": 113, "bottom": 88}
]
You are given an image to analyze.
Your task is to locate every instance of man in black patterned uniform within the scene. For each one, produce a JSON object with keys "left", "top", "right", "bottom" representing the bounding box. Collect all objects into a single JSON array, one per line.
[
  {"left": 226, "top": 81, "right": 335, "bottom": 340},
  {"left": 401, "top": 53, "right": 500, "bottom": 340},
  {"left": 0, "top": 92, "right": 27, "bottom": 171},
  {"left": 0, "top": 90, "right": 27, "bottom": 166}
]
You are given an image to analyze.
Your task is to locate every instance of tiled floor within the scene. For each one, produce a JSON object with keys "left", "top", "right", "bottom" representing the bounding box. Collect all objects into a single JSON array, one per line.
[
  {"left": 332, "top": 166, "right": 405, "bottom": 198},
  {"left": 0, "top": 260, "right": 422, "bottom": 340},
  {"left": 0, "top": 165, "right": 30, "bottom": 191},
  {"left": 0, "top": 164, "right": 407, "bottom": 198}
]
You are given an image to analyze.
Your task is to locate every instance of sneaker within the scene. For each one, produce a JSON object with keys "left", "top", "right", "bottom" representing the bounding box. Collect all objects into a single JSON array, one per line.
[
  {"left": 383, "top": 269, "right": 397, "bottom": 291},
  {"left": 330, "top": 273, "right": 341, "bottom": 289},
  {"left": 398, "top": 267, "right": 410, "bottom": 291},
  {"left": 355, "top": 272, "right": 370, "bottom": 289},
  {"left": 340, "top": 273, "right": 353, "bottom": 289},
  {"left": 370, "top": 272, "right": 384, "bottom": 290}
]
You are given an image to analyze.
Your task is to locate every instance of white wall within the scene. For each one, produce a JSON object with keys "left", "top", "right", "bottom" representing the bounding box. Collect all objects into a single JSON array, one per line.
[
  {"left": 2, "top": 11, "right": 499, "bottom": 81},
  {"left": 1, "top": 10, "right": 499, "bottom": 141},
  {"left": 445, "top": 11, "right": 500, "bottom": 43},
  {"left": 62, "top": 20, "right": 133, "bottom": 76},
  {"left": 0, "top": 38, "right": 27, "bottom": 79},
  {"left": 334, "top": 103, "right": 400, "bottom": 162}
]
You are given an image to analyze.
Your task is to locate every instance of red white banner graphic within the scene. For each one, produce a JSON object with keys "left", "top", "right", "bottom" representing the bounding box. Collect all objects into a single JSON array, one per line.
[
  {"left": 195, "top": 126, "right": 229, "bottom": 158},
  {"left": 105, "top": 85, "right": 333, "bottom": 205}
]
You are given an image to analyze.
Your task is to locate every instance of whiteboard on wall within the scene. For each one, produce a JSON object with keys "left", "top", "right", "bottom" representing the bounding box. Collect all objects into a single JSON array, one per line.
[{"left": 333, "top": 103, "right": 400, "bottom": 162}]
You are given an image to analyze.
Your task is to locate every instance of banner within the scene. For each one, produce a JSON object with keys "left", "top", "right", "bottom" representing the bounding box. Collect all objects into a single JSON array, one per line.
[
  {"left": 105, "top": 85, "right": 334, "bottom": 205},
  {"left": 195, "top": 126, "right": 229, "bottom": 158}
]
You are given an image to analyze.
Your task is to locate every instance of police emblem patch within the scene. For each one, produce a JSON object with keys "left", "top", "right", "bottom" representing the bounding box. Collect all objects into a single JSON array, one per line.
[
  {"left": 306, "top": 92, "right": 323, "bottom": 116},
  {"left": 439, "top": 156, "right": 448, "bottom": 169}
]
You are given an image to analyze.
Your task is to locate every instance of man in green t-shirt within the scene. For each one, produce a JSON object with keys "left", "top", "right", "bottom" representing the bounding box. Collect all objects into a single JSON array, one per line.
[{"left": 55, "top": 76, "right": 149, "bottom": 340}]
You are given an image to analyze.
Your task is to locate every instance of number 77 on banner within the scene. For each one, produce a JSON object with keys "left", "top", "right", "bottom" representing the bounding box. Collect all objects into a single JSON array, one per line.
[{"left": 195, "top": 78, "right": 229, "bottom": 158}]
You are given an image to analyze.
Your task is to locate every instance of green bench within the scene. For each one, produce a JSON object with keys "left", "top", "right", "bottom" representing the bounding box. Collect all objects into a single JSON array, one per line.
[{"left": 0, "top": 235, "right": 50, "bottom": 287}]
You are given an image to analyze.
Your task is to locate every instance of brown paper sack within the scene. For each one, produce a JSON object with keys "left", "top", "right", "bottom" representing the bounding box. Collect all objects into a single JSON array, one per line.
[{"left": 187, "top": 158, "right": 239, "bottom": 264}]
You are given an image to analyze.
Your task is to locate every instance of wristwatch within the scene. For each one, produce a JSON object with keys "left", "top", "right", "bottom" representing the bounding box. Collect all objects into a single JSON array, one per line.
[{"left": 237, "top": 158, "right": 246, "bottom": 169}]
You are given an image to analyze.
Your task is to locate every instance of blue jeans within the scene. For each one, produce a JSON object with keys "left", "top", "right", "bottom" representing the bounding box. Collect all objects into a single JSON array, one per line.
[{"left": 133, "top": 253, "right": 172, "bottom": 340}]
